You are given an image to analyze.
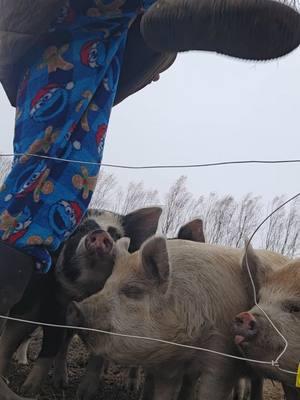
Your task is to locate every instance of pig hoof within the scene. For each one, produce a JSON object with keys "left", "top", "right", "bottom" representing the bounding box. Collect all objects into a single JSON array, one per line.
[{"left": 76, "top": 376, "right": 99, "bottom": 400}]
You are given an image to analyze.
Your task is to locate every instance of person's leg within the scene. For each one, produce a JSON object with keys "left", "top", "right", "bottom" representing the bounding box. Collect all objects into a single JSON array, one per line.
[
  {"left": 0, "top": 1, "right": 142, "bottom": 397},
  {"left": 0, "top": 0, "right": 132, "bottom": 269},
  {"left": 0, "top": 242, "right": 34, "bottom": 315}
]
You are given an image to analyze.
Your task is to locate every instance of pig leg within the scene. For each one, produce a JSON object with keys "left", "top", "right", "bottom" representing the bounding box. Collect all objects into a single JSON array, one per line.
[
  {"left": 197, "top": 370, "right": 236, "bottom": 400},
  {"left": 141, "top": 372, "right": 155, "bottom": 400},
  {"left": 232, "top": 378, "right": 251, "bottom": 400},
  {"left": 195, "top": 335, "right": 239, "bottom": 400},
  {"left": 250, "top": 376, "right": 263, "bottom": 400},
  {"left": 127, "top": 367, "right": 143, "bottom": 392},
  {"left": 21, "top": 357, "right": 53, "bottom": 395},
  {"left": 21, "top": 326, "right": 65, "bottom": 395},
  {"left": 231, "top": 374, "right": 262, "bottom": 400},
  {"left": 177, "top": 374, "right": 198, "bottom": 400},
  {"left": 196, "top": 353, "right": 238, "bottom": 400},
  {"left": 283, "top": 384, "right": 300, "bottom": 400},
  {"left": 53, "top": 330, "right": 74, "bottom": 389},
  {"left": 76, "top": 355, "right": 104, "bottom": 400},
  {"left": 152, "top": 372, "right": 183, "bottom": 400},
  {"left": 22, "top": 299, "right": 67, "bottom": 396},
  {"left": 0, "top": 318, "right": 36, "bottom": 376}
]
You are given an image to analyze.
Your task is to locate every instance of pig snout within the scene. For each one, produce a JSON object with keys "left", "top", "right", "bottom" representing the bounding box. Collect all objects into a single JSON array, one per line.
[
  {"left": 85, "top": 230, "right": 113, "bottom": 255},
  {"left": 233, "top": 312, "right": 258, "bottom": 345}
]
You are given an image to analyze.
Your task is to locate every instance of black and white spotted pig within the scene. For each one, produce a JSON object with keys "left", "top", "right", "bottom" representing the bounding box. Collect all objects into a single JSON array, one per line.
[{"left": 0, "top": 207, "right": 162, "bottom": 396}]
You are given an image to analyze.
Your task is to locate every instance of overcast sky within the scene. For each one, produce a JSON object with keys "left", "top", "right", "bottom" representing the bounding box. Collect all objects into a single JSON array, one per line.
[{"left": 1, "top": 48, "right": 299, "bottom": 202}]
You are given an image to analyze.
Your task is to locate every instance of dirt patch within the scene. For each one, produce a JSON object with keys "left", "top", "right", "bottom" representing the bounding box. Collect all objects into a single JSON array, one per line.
[
  {"left": 7, "top": 335, "right": 285, "bottom": 400},
  {"left": 264, "top": 381, "right": 284, "bottom": 400}
]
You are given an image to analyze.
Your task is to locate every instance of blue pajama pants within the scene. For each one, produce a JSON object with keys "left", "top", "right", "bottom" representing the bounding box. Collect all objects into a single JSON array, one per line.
[{"left": 0, "top": 0, "right": 152, "bottom": 272}]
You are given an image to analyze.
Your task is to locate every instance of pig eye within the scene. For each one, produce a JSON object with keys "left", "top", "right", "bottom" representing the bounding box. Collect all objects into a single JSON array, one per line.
[
  {"left": 107, "top": 227, "right": 121, "bottom": 241},
  {"left": 287, "top": 304, "right": 300, "bottom": 314},
  {"left": 121, "top": 285, "right": 144, "bottom": 300}
]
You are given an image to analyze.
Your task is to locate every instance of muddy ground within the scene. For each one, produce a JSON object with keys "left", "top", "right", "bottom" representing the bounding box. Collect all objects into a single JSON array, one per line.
[{"left": 8, "top": 334, "right": 285, "bottom": 400}]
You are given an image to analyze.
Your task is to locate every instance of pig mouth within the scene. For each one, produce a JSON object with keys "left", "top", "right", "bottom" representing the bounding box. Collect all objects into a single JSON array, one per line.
[
  {"left": 234, "top": 335, "right": 248, "bottom": 346},
  {"left": 232, "top": 327, "right": 258, "bottom": 348},
  {"left": 233, "top": 334, "right": 256, "bottom": 350}
]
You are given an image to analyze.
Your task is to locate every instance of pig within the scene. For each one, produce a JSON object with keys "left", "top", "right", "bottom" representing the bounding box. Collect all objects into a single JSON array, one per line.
[
  {"left": 76, "top": 218, "right": 206, "bottom": 400},
  {"left": 0, "top": 207, "right": 162, "bottom": 396},
  {"left": 233, "top": 245, "right": 300, "bottom": 399},
  {"left": 67, "top": 236, "right": 289, "bottom": 400}
]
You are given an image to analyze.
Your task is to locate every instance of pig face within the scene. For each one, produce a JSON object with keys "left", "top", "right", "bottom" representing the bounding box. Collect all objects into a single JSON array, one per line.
[
  {"left": 56, "top": 207, "right": 162, "bottom": 301},
  {"left": 233, "top": 245, "right": 300, "bottom": 385},
  {"left": 55, "top": 218, "right": 116, "bottom": 300},
  {"left": 67, "top": 236, "right": 186, "bottom": 366}
]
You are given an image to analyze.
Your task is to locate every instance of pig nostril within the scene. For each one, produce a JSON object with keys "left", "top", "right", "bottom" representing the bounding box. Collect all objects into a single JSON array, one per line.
[
  {"left": 249, "top": 320, "right": 256, "bottom": 330},
  {"left": 103, "top": 238, "right": 111, "bottom": 248},
  {"left": 234, "top": 316, "right": 243, "bottom": 326}
]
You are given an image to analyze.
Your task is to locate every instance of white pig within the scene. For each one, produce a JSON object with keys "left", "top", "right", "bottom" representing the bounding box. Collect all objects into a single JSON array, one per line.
[{"left": 233, "top": 245, "right": 300, "bottom": 399}]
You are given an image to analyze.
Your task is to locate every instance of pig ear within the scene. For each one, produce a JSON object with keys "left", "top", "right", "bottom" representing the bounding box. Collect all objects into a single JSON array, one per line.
[
  {"left": 242, "top": 241, "right": 268, "bottom": 299},
  {"left": 123, "top": 207, "right": 162, "bottom": 252},
  {"left": 141, "top": 236, "right": 170, "bottom": 290},
  {"left": 117, "top": 237, "right": 131, "bottom": 252},
  {"left": 66, "top": 301, "right": 86, "bottom": 327},
  {"left": 177, "top": 219, "right": 205, "bottom": 243}
]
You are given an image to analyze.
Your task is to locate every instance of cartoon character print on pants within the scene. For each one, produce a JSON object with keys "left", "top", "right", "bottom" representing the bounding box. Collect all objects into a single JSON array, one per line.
[
  {"left": 81, "top": 39, "right": 107, "bottom": 69},
  {"left": 19, "top": 126, "right": 60, "bottom": 164},
  {"left": 96, "top": 124, "right": 107, "bottom": 156},
  {"left": 49, "top": 200, "right": 83, "bottom": 241},
  {"left": 0, "top": 208, "right": 32, "bottom": 245},
  {"left": 39, "top": 44, "right": 74, "bottom": 74},
  {"left": 76, "top": 91, "right": 100, "bottom": 132},
  {"left": 0, "top": 0, "right": 157, "bottom": 271},
  {"left": 30, "top": 82, "right": 74, "bottom": 123},
  {"left": 3, "top": 162, "right": 54, "bottom": 204}
]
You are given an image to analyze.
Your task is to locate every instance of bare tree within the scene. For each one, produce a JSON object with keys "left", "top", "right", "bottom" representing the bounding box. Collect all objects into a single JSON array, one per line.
[
  {"left": 280, "top": 199, "right": 300, "bottom": 257},
  {"left": 232, "top": 194, "right": 262, "bottom": 248},
  {"left": 161, "top": 176, "right": 193, "bottom": 236},
  {"left": 90, "top": 171, "right": 117, "bottom": 210},
  {"left": 263, "top": 196, "right": 287, "bottom": 253},
  {"left": 117, "top": 181, "right": 159, "bottom": 215},
  {"left": 193, "top": 192, "right": 236, "bottom": 245},
  {"left": 262, "top": 196, "right": 300, "bottom": 257}
]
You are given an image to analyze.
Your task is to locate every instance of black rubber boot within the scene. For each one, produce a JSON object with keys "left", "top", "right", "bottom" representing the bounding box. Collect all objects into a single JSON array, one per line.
[
  {"left": 0, "top": 241, "right": 34, "bottom": 317},
  {"left": 0, "top": 242, "right": 35, "bottom": 400},
  {"left": 141, "top": 0, "right": 300, "bottom": 61}
]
